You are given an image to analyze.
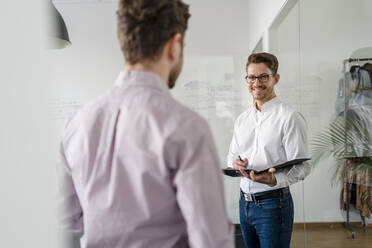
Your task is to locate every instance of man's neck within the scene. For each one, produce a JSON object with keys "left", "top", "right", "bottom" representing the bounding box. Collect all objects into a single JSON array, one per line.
[
  {"left": 254, "top": 94, "right": 276, "bottom": 111},
  {"left": 125, "top": 61, "right": 169, "bottom": 86}
]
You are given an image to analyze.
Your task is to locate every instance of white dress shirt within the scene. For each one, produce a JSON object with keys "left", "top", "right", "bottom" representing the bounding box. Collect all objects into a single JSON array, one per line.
[
  {"left": 58, "top": 70, "right": 234, "bottom": 248},
  {"left": 227, "top": 97, "right": 311, "bottom": 194}
]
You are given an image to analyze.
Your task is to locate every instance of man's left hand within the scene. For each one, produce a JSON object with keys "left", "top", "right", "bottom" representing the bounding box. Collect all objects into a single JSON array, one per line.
[{"left": 239, "top": 168, "right": 277, "bottom": 187}]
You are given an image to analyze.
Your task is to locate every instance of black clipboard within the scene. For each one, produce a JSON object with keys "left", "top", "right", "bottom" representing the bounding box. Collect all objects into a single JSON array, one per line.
[{"left": 222, "top": 158, "right": 310, "bottom": 177}]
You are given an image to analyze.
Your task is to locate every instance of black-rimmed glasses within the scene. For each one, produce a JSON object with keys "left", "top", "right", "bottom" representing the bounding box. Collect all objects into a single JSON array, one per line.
[{"left": 245, "top": 74, "right": 273, "bottom": 84}]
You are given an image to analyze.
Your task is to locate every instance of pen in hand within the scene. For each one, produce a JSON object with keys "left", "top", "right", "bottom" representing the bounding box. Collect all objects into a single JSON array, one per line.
[
  {"left": 237, "top": 155, "right": 248, "bottom": 172},
  {"left": 237, "top": 156, "right": 256, "bottom": 174},
  {"left": 238, "top": 155, "right": 244, "bottom": 162}
]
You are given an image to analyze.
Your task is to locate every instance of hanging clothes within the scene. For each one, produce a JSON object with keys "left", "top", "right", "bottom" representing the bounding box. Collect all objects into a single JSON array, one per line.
[
  {"left": 335, "top": 63, "right": 372, "bottom": 218},
  {"left": 362, "top": 63, "right": 372, "bottom": 82},
  {"left": 335, "top": 66, "right": 372, "bottom": 115},
  {"left": 335, "top": 66, "right": 372, "bottom": 157},
  {"left": 340, "top": 159, "right": 372, "bottom": 218}
]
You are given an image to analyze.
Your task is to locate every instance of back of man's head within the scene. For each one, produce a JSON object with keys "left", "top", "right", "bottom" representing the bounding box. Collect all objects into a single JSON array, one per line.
[{"left": 117, "top": 0, "right": 190, "bottom": 65}]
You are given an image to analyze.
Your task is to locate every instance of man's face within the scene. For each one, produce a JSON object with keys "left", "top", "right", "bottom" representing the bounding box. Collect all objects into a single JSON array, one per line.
[
  {"left": 246, "top": 63, "right": 278, "bottom": 101},
  {"left": 168, "top": 42, "right": 184, "bottom": 89}
]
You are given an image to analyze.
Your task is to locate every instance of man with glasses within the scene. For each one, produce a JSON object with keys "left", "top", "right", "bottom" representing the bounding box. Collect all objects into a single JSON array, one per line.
[{"left": 227, "top": 52, "right": 311, "bottom": 248}]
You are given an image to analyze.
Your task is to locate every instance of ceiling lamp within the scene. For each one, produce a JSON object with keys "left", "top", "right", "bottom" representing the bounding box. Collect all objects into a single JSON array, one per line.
[{"left": 47, "top": 1, "right": 71, "bottom": 49}]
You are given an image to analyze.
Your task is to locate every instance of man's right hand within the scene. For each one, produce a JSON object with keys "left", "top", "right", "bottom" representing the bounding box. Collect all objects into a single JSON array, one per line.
[{"left": 233, "top": 157, "right": 248, "bottom": 171}]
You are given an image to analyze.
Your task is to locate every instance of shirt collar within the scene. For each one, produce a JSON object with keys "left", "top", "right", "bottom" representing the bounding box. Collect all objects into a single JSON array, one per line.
[
  {"left": 114, "top": 70, "right": 170, "bottom": 94},
  {"left": 254, "top": 96, "right": 280, "bottom": 113}
]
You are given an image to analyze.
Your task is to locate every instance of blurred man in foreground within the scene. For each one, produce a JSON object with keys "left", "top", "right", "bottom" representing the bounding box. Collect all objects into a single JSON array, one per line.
[{"left": 57, "top": 1, "right": 234, "bottom": 247}]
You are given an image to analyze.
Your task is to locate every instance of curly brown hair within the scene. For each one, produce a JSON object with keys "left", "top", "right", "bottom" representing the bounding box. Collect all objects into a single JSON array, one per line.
[
  {"left": 117, "top": 0, "right": 190, "bottom": 64},
  {"left": 246, "top": 52, "right": 279, "bottom": 75}
]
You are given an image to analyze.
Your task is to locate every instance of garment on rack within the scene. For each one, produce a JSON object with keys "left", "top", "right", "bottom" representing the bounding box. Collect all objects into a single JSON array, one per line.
[
  {"left": 340, "top": 159, "right": 372, "bottom": 218},
  {"left": 335, "top": 67, "right": 372, "bottom": 115},
  {"left": 362, "top": 63, "right": 372, "bottom": 82},
  {"left": 334, "top": 66, "right": 372, "bottom": 157}
]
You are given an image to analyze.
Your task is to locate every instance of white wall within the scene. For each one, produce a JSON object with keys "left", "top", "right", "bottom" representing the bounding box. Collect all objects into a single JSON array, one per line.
[
  {"left": 184, "top": 0, "right": 250, "bottom": 56},
  {"left": 0, "top": 1, "right": 60, "bottom": 247},
  {"left": 248, "top": 0, "right": 287, "bottom": 51}
]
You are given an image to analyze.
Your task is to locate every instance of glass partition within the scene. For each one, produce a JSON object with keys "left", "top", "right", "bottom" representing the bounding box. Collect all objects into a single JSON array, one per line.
[
  {"left": 267, "top": 0, "right": 372, "bottom": 247},
  {"left": 299, "top": 0, "right": 372, "bottom": 246},
  {"left": 260, "top": 2, "right": 307, "bottom": 247}
]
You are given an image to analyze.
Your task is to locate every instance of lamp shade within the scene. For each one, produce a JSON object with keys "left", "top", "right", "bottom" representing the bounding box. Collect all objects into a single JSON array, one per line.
[{"left": 47, "top": 1, "right": 71, "bottom": 49}]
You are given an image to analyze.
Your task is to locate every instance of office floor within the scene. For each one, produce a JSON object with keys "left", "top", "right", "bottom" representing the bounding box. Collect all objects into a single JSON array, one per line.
[
  {"left": 69, "top": 223, "right": 371, "bottom": 248},
  {"left": 291, "top": 223, "right": 372, "bottom": 248}
]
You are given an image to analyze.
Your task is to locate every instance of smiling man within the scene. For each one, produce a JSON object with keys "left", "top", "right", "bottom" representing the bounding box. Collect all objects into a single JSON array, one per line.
[{"left": 227, "top": 52, "right": 311, "bottom": 248}]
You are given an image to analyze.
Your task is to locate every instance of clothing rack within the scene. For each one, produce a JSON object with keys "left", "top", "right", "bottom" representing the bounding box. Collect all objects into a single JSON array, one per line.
[
  {"left": 343, "top": 57, "right": 372, "bottom": 72},
  {"left": 342, "top": 57, "right": 372, "bottom": 238}
]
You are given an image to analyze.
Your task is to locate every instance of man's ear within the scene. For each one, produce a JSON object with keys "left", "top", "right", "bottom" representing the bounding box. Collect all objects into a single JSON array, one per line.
[
  {"left": 167, "top": 33, "right": 182, "bottom": 62},
  {"left": 274, "top": 73, "right": 280, "bottom": 84}
]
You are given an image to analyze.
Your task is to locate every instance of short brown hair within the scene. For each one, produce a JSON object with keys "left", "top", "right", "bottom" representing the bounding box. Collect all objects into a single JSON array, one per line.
[
  {"left": 117, "top": 0, "right": 190, "bottom": 64},
  {"left": 246, "top": 52, "right": 279, "bottom": 75}
]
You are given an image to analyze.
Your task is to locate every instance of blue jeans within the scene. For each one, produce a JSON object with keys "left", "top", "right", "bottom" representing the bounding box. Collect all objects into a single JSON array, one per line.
[{"left": 239, "top": 189, "right": 294, "bottom": 248}]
